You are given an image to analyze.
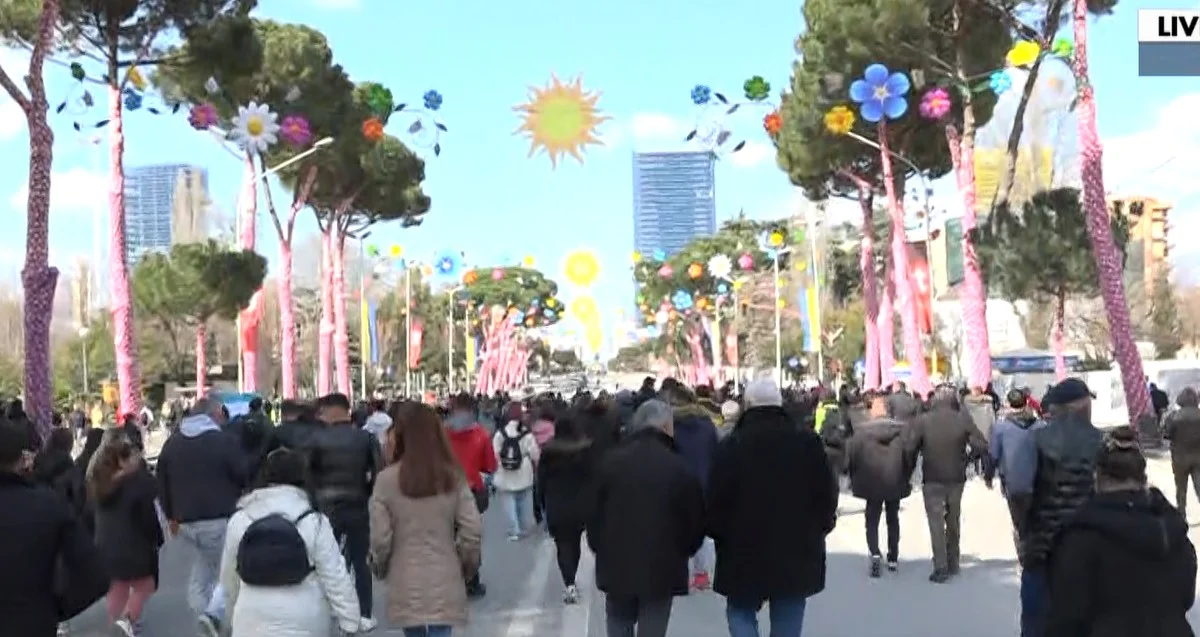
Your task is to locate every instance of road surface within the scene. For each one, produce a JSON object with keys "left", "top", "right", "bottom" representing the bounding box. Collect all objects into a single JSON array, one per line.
[{"left": 67, "top": 457, "right": 1200, "bottom": 636}]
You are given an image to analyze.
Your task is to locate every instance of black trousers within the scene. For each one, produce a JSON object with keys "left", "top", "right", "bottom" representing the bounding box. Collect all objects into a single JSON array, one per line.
[
  {"left": 1173, "top": 461, "right": 1200, "bottom": 514},
  {"left": 468, "top": 487, "right": 488, "bottom": 589},
  {"left": 864, "top": 499, "right": 900, "bottom": 561},
  {"left": 329, "top": 507, "right": 373, "bottom": 619},
  {"left": 552, "top": 525, "right": 584, "bottom": 586}
]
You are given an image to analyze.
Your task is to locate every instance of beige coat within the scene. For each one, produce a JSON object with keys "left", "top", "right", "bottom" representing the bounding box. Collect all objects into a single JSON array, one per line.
[{"left": 369, "top": 464, "right": 482, "bottom": 628}]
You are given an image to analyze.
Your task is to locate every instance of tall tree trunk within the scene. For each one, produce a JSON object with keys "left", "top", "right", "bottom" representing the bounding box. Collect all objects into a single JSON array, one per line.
[
  {"left": 1073, "top": 0, "right": 1151, "bottom": 425},
  {"left": 332, "top": 230, "right": 351, "bottom": 395},
  {"left": 877, "top": 123, "right": 931, "bottom": 394},
  {"left": 318, "top": 230, "right": 334, "bottom": 395},
  {"left": 236, "top": 156, "right": 260, "bottom": 393},
  {"left": 878, "top": 262, "right": 896, "bottom": 387},
  {"left": 264, "top": 165, "right": 316, "bottom": 399},
  {"left": 107, "top": 86, "right": 142, "bottom": 417},
  {"left": 195, "top": 323, "right": 207, "bottom": 396},
  {"left": 1053, "top": 290, "right": 1067, "bottom": 381},
  {"left": 6, "top": 0, "right": 61, "bottom": 437},
  {"left": 859, "top": 188, "right": 881, "bottom": 390}
]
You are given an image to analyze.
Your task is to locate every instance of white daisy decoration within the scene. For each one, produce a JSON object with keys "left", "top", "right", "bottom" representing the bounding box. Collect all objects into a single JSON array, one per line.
[
  {"left": 233, "top": 101, "right": 280, "bottom": 154},
  {"left": 707, "top": 254, "right": 733, "bottom": 279}
]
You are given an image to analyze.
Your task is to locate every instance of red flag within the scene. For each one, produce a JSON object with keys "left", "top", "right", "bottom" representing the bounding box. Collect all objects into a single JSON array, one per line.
[{"left": 408, "top": 320, "right": 424, "bottom": 368}]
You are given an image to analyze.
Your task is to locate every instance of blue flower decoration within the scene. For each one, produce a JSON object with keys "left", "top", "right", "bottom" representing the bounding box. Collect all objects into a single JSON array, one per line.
[
  {"left": 988, "top": 71, "right": 1012, "bottom": 95},
  {"left": 848, "top": 64, "right": 910, "bottom": 123},
  {"left": 543, "top": 308, "right": 555, "bottom": 319},
  {"left": 652, "top": 248, "right": 667, "bottom": 261},
  {"left": 717, "top": 282, "right": 729, "bottom": 295},
  {"left": 511, "top": 310, "right": 526, "bottom": 325},
  {"left": 671, "top": 290, "right": 694, "bottom": 311},
  {"left": 434, "top": 250, "right": 462, "bottom": 277},
  {"left": 123, "top": 89, "right": 143, "bottom": 112},
  {"left": 423, "top": 90, "right": 443, "bottom": 111},
  {"left": 765, "top": 248, "right": 777, "bottom": 260},
  {"left": 690, "top": 84, "right": 712, "bottom": 106}
]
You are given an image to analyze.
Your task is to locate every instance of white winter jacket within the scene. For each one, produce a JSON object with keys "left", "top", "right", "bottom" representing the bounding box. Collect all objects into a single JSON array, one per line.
[
  {"left": 220, "top": 485, "right": 361, "bottom": 637},
  {"left": 491, "top": 420, "right": 539, "bottom": 492}
]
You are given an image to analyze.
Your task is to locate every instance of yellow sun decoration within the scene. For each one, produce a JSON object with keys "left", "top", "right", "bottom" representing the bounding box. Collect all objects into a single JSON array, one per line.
[{"left": 514, "top": 75, "right": 610, "bottom": 168}]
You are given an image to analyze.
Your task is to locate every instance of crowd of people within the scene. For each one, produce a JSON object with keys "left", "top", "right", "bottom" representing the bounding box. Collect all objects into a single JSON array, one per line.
[{"left": 0, "top": 374, "right": 1197, "bottom": 636}]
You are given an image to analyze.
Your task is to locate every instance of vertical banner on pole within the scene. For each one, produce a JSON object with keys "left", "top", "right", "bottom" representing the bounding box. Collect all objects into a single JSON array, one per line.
[
  {"left": 367, "top": 300, "right": 379, "bottom": 365},
  {"left": 798, "top": 287, "right": 814, "bottom": 352},
  {"left": 408, "top": 320, "right": 424, "bottom": 368},
  {"left": 805, "top": 286, "right": 822, "bottom": 353}
]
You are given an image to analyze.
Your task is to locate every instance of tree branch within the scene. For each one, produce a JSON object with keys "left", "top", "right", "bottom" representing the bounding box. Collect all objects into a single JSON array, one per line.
[{"left": 0, "top": 64, "right": 31, "bottom": 114}]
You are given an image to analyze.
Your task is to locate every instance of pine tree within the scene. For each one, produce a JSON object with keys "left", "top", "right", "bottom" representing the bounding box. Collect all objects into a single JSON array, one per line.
[{"left": 1148, "top": 269, "right": 1183, "bottom": 359}]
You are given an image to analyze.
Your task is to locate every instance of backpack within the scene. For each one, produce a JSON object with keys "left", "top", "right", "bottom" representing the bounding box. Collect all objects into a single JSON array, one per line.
[
  {"left": 236, "top": 509, "right": 316, "bottom": 586},
  {"left": 498, "top": 428, "right": 527, "bottom": 471}
]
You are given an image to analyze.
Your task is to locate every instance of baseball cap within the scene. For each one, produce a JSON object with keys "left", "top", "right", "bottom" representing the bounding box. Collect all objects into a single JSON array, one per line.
[{"left": 1044, "top": 378, "right": 1095, "bottom": 406}]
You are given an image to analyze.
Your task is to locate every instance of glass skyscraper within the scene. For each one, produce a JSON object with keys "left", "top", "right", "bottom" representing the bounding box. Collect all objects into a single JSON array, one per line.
[
  {"left": 632, "top": 151, "right": 716, "bottom": 257},
  {"left": 124, "top": 164, "right": 209, "bottom": 262}
]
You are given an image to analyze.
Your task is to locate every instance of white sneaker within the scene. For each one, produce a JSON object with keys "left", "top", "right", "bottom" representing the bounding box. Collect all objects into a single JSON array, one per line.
[
  {"left": 359, "top": 616, "right": 378, "bottom": 632},
  {"left": 563, "top": 585, "right": 579, "bottom": 604},
  {"left": 114, "top": 618, "right": 134, "bottom": 637},
  {"left": 508, "top": 534, "right": 520, "bottom": 542},
  {"left": 56, "top": 623, "right": 69, "bottom": 637}
]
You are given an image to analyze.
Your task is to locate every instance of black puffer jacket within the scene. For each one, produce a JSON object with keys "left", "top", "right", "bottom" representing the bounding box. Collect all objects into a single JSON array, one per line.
[
  {"left": 1022, "top": 414, "right": 1104, "bottom": 568},
  {"left": 305, "top": 422, "right": 383, "bottom": 514},
  {"left": 1047, "top": 487, "right": 1196, "bottom": 637},
  {"left": 536, "top": 437, "right": 595, "bottom": 535},
  {"left": 846, "top": 417, "right": 915, "bottom": 502},
  {"left": 32, "top": 449, "right": 90, "bottom": 532}
]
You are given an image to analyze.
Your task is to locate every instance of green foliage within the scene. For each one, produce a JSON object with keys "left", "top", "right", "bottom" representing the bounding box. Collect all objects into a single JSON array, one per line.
[
  {"left": 775, "top": 0, "right": 1011, "bottom": 198},
  {"left": 550, "top": 349, "right": 582, "bottom": 371},
  {"left": 134, "top": 240, "right": 267, "bottom": 327},
  {"left": 1148, "top": 270, "right": 1182, "bottom": 360},
  {"left": 461, "top": 266, "right": 563, "bottom": 329},
  {"left": 976, "top": 187, "right": 1129, "bottom": 305}
]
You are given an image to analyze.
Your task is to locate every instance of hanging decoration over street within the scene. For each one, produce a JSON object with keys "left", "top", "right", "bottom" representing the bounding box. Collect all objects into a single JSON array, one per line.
[
  {"left": 562, "top": 249, "right": 601, "bottom": 287},
  {"left": 358, "top": 84, "right": 448, "bottom": 155},
  {"left": 57, "top": 63, "right": 181, "bottom": 131},
  {"left": 686, "top": 75, "right": 778, "bottom": 157},
  {"left": 514, "top": 75, "right": 610, "bottom": 168}
]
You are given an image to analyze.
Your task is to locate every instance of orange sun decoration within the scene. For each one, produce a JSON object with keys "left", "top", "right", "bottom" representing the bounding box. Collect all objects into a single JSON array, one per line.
[{"left": 513, "top": 75, "right": 610, "bottom": 169}]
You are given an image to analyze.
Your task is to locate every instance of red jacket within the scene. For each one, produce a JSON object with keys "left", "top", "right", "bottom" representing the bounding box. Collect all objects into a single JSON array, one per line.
[{"left": 447, "top": 424, "right": 496, "bottom": 490}]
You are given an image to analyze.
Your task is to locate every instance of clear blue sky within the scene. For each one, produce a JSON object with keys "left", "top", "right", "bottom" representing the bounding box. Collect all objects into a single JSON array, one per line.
[{"left": 0, "top": 0, "right": 1195, "bottom": 352}]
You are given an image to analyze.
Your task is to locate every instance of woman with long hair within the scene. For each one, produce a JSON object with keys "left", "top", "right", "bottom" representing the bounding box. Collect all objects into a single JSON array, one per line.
[
  {"left": 370, "top": 402, "right": 482, "bottom": 636},
  {"left": 88, "top": 433, "right": 163, "bottom": 637},
  {"left": 536, "top": 414, "right": 595, "bottom": 604}
]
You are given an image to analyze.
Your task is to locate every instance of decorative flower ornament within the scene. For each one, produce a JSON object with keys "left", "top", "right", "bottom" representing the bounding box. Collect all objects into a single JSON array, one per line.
[
  {"left": 768, "top": 231, "right": 784, "bottom": 247},
  {"left": 671, "top": 290, "right": 695, "bottom": 311},
  {"left": 652, "top": 249, "right": 667, "bottom": 261},
  {"left": 204, "top": 77, "right": 220, "bottom": 94},
  {"left": 127, "top": 67, "right": 148, "bottom": 91},
  {"left": 366, "top": 245, "right": 381, "bottom": 258},
  {"left": 1006, "top": 41, "right": 1041, "bottom": 68},
  {"left": 743, "top": 76, "right": 771, "bottom": 102},
  {"left": 188, "top": 103, "right": 219, "bottom": 131},
  {"left": 423, "top": 90, "right": 443, "bottom": 111},
  {"left": 823, "top": 106, "right": 855, "bottom": 135},
  {"left": 563, "top": 250, "right": 601, "bottom": 287},
  {"left": 690, "top": 84, "right": 712, "bottom": 105},
  {"left": 654, "top": 310, "right": 669, "bottom": 325},
  {"left": 462, "top": 269, "right": 478, "bottom": 285},
  {"left": 687, "top": 263, "right": 703, "bottom": 279},
  {"left": 988, "top": 71, "right": 1012, "bottom": 95},
  {"left": 365, "top": 84, "right": 395, "bottom": 117},
  {"left": 763, "top": 111, "right": 783, "bottom": 136},
  {"left": 522, "top": 255, "right": 535, "bottom": 268},
  {"left": 919, "top": 87, "right": 952, "bottom": 120},
  {"left": 279, "top": 115, "right": 312, "bottom": 147},
  {"left": 737, "top": 253, "right": 754, "bottom": 270},
  {"left": 658, "top": 264, "right": 674, "bottom": 278},
  {"left": 848, "top": 64, "right": 910, "bottom": 123},
  {"left": 631, "top": 251, "right": 642, "bottom": 264},
  {"left": 362, "top": 117, "right": 384, "bottom": 142},
  {"left": 491, "top": 268, "right": 505, "bottom": 281},
  {"left": 123, "top": 88, "right": 142, "bottom": 112},
  {"left": 434, "top": 251, "right": 463, "bottom": 277},
  {"left": 1051, "top": 38, "right": 1074, "bottom": 59},
  {"left": 707, "top": 254, "right": 732, "bottom": 279},
  {"left": 389, "top": 245, "right": 403, "bottom": 259},
  {"left": 233, "top": 101, "right": 280, "bottom": 154}
]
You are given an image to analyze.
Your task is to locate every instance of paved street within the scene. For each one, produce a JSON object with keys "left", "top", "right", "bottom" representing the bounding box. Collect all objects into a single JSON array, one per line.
[{"left": 67, "top": 457, "right": 1200, "bottom": 636}]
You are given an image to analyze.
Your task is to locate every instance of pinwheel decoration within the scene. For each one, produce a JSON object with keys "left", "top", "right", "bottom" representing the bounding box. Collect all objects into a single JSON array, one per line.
[
  {"left": 434, "top": 251, "right": 463, "bottom": 277},
  {"left": 685, "top": 74, "right": 776, "bottom": 157},
  {"left": 708, "top": 254, "right": 732, "bottom": 279}
]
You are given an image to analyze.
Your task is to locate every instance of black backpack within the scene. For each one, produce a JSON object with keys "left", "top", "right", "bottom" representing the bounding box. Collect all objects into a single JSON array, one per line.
[
  {"left": 498, "top": 428, "right": 527, "bottom": 471},
  {"left": 236, "top": 510, "right": 316, "bottom": 586}
]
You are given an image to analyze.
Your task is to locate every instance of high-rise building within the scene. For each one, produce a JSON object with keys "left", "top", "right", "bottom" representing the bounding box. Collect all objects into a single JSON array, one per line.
[
  {"left": 632, "top": 151, "right": 716, "bottom": 257},
  {"left": 124, "top": 164, "right": 211, "bottom": 261},
  {"left": 1108, "top": 195, "right": 1170, "bottom": 298}
]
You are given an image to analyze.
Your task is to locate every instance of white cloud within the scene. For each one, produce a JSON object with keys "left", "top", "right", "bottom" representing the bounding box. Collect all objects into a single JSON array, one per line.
[
  {"left": 630, "top": 112, "right": 688, "bottom": 141},
  {"left": 0, "top": 48, "right": 30, "bottom": 141},
  {"left": 729, "top": 140, "right": 774, "bottom": 169},
  {"left": 311, "top": 0, "right": 360, "bottom": 8},
  {"left": 10, "top": 168, "right": 106, "bottom": 215}
]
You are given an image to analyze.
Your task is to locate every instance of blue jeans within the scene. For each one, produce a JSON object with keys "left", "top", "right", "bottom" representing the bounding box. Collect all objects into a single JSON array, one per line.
[
  {"left": 178, "top": 518, "right": 227, "bottom": 619},
  {"left": 502, "top": 488, "right": 533, "bottom": 537},
  {"left": 1020, "top": 567, "right": 1047, "bottom": 637},
  {"left": 403, "top": 626, "right": 452, "bottom": 637},
  {"left": 726, "top": 596, "right": 807, "bottom": 637}
]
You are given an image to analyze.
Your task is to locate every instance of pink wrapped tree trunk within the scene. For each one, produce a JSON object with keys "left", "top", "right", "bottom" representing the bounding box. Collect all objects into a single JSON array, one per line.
[
  {"left": 851, "top": 177, "right": 881, "bottom": 390},
  {"left": 236, "top": 156, "right": 261, "bottom": 393},
  {"left": 945, "top": 124, "right": 992, "bottom": 390},
  {"left": 108, "top": 86, "right": 143, "bottom": 417},
  {"left": 877, "top": 123, "right": 930, "bottom": 393},
  {"left": 317, "top": 230, "right": 334, "bottom": 395},
  {"left": 195, "top": 324, "right": 207, "bottom": 397},
  {"left": 1, "top": 0, "right": 59, "bottom": 435},
  {"left": 1053, "top": 291, "right": 1067, "bottom": 381},
  {"left": 266, "top": 166, "right": 316, "bottom": 399},
  {"left": 1073, "top": 0, "right": 1151, "bottom": 424},
  {"left": 878, "top": 262, "right": 896, "bottom": 386},
  {"left": 332, "top": 229, "right": 351, "bottom": 395}
]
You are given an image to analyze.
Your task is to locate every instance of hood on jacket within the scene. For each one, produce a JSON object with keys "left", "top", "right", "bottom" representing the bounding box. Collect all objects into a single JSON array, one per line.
[
  {"left": 858, "top": 417, "right": 906, "bottom": 444},
  {"left": 737, "top": 404, "right": 793, "bottom": 430},
  {"left": 32, "top": 449, "right": 74, "bottom": 484},
  {"left": 179, "top": 413, "right": 222, "bottom": 438},
  {"left": 1000, "top": 407, "right": 1039, "bottom": 429},
  {"left": 236, "top": 484, "right": 314, "bottom": 520},
  {"left": 674, "top": 403, "right": 715, "bottom": 428},
  {"left": 1069, "top": 487, "right": 1189, "bottom": 560},
  {"left": 541, "top": 436, "right": 592, "bottom": 458}
]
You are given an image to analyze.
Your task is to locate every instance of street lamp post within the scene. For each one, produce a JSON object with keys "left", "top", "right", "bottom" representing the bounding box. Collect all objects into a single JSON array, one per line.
[
  {"left": 807, "top": 215, "right": 826, "bottom": 384},
  {"left": 446, "top": 286, "right": 462, "bottom": 395}
]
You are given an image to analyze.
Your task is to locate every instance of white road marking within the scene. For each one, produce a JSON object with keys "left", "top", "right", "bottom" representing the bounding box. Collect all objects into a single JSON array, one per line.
[{"left": 504, "top": 535, "right": 555, "bottom": 637}]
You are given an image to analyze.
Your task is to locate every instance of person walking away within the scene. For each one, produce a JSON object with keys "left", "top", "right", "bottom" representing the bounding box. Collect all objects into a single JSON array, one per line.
[
  {"left": 529, "top": 403, "right": 556, "bottom": 527},
  {"left": 35, "top": 428, "right": 89, "bottom": 524},
  {"left": 1019, "top": 378, "right": 1104, "bottom": 637},
  {"left": 590, "top": 400, "right": 704, "bottom": 637},
  {"left": 904, "top": 385, "right": 989, "bottom": 583},
  {"left": 1150, "top": 381, "right": 1170, "bottom": 423},
  {"left": 219, "top": 448, "right": 361, "bottom": 637},
  {"left": 1162, "top": 388, "right": 1200, "bottom": 522},
  {"left": 1045, "top": 426, "right": 1196, "bottom": 637},
  {"left": 983, "top": 389, "right": 1045, "bottom": 550},
  {"left": 663, "top": 385, "right": 719, "bottom": 590},
  {"left": 885, "top": 383, "right": 922, "bottom": 424},
  {"left": 492, "top": 403, "right": 540, "bottom": 541},
  {"left": 261, "top": 400, "right": 322, "bottom": 458},
  {"left": 537, "top": 415, "right": 595, "bottom": 604},
  {"left": 88, "top": 434, "right": 164, "bottom": 636},
  {"left": 706, "top": 379, "right": 837, "bottom": 637},
  {"left": 156, "top": 397, "right": 247, "bottom": 636},
  {"left": 369, "top": 403, "right": 483, "bottom": 636},
  {"left": 846, "top": 390, "right": 916, "bottom": 577},
  {"left": 444, "top": 393, "right": 496, "bottom": 598},
  {"left": 362, "top": 399, "right": 393, "bottom": 448},
  {"left": 306, "top": 392, "right": 383, "bottom": 632},
  {"left": 964, "top": 387, "right": 997, "bottom": 475}
]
